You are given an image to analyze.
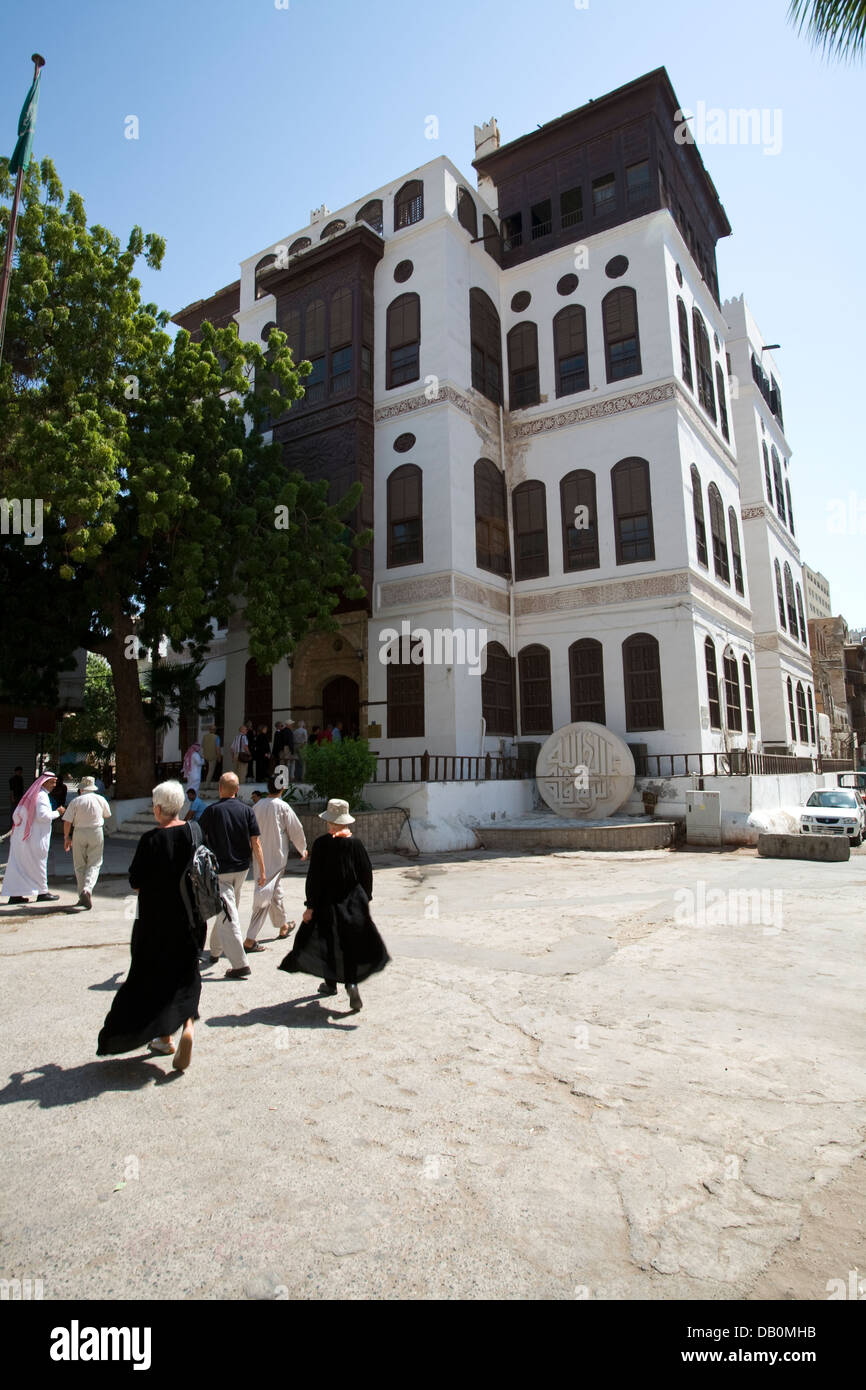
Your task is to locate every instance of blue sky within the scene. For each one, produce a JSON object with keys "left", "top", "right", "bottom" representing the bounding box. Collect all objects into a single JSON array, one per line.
[{"left": 3, "top": 0, "right": 863, "bottom": 623}]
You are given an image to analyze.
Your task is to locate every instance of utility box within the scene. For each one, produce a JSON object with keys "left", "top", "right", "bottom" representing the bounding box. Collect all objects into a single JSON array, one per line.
[{"left": 685, "top": 789, "right": 722, "bottom": 846}]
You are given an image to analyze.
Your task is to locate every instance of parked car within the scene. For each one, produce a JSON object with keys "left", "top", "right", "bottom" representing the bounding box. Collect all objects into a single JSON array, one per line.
[{"left": 800, "top": 789, "right": 866, "bottom": 845}]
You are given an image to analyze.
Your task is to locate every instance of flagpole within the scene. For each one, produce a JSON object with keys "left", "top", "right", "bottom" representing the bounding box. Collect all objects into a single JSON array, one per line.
[{"left": 0, "top": 54, "right": 45, "bottom": 369}]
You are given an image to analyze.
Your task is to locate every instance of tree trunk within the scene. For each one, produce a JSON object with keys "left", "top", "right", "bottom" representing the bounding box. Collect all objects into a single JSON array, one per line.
[{"left": 96, "top": 623, "right": 154, "bottom": 799}]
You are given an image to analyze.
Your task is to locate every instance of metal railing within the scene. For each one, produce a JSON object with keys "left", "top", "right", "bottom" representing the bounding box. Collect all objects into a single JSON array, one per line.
[
  {"left": 371, "top": 752, "right": 527, "bottom": 784},
  {"left": 635, "top": 751, "right": 856, "bottom": 779}
]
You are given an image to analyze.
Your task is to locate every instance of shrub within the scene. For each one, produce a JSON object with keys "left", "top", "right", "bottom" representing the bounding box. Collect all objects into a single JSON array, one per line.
[{"left": 302, "top": 737, "right": 377, "bottom": 810}]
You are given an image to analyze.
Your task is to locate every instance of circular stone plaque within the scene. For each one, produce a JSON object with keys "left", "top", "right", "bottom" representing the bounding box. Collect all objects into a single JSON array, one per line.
[{"left": 535, "top": 722, "right": 635, "bottom": 819}]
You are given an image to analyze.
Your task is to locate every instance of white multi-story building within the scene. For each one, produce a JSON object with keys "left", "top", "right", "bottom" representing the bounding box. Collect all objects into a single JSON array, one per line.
[
  {"left": 174, "top": 68, "right": 817, "bottom": 765},
  {"left": 803, "top": 565, "right": 833, "bottom": 621}
]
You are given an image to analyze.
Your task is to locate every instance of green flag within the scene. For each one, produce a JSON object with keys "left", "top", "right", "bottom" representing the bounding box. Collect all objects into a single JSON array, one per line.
[{"left": 8, "top": 71, "right": 41, "bottom": 176}]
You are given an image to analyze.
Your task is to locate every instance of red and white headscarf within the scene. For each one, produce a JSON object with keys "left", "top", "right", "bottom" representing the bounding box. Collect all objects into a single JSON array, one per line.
[
  {"left": 182, "top": 743, "right": 202, "bottom": 778},
  {"left": 12, "top": 772, "right": 57, "bottom": 842}
]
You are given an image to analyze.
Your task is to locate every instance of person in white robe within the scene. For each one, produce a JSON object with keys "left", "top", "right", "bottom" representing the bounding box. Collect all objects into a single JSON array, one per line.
[
  {"left": 182, "top": 742, "right": 204, "bottom": 793},
  {"left": 1, "top": 772, "right": 63, "bottom": 904},
  {"left": 243, "top": 776, "right": 307, "bottom": 950}
]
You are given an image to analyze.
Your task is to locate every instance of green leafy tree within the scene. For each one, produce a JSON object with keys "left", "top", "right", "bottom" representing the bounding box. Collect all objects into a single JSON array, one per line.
[
  {"left": 1, "top": 159, "right": 368, "bottom": 796},
  {"left": 60, "top": 653, "right": 116, "bottom": 771},
  {"left": 302, "top": 738, "right": 378, "bottom": 810},
  {"left": 789, "top": 0, "right": 866, "bottom": 59}
]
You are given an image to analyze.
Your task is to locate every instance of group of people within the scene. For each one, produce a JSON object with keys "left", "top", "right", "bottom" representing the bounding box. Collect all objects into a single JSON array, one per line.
[
  {"left": 2, "top": 770, "right": 112, "bottom": 909},
  {"left": 209, "top": 721, "right": 307, "bottom": 784},
  {"left": 95, "top": 775, "right": 389, "bottom": 1071}
]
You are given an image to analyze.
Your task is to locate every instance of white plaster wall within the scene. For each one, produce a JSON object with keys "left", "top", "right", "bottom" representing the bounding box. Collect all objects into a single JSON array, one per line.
[{"left": 364, "top": 778, "right": 536, "bottom": 851}]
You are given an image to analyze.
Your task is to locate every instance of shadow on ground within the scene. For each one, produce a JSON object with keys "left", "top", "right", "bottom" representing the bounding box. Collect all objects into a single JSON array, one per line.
[
  {"left": 0, "top": 1058, "right": 172, "bottom": 1108},
  {"left": 206, "top": 996, "right": 358, "bottom": 1031}
]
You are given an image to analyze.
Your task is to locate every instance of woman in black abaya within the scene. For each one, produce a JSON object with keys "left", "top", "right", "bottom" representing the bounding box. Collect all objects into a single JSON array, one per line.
[
  {"left": 279, "top": 799, "right": 389, "bottom": 1012},
  {"left": 97, "top": 781, "right": 201, "bottom": 1071}
]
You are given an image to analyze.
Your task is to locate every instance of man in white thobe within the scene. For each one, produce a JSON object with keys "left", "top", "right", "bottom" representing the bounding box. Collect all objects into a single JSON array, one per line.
[
  {"left": 243, "top": 776, "right": 308, "bottom": 950},
  {"left": 2, "top": 772, "right": 63, "bottom": 904},
  {"left": 62, "top": 776, "right": 112, "bottom": 909}
]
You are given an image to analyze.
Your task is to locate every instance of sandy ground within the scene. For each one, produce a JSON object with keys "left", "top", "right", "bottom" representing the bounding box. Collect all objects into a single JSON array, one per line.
[{"left": 1, "top": 842, "right": 864, "bottom": 1301}]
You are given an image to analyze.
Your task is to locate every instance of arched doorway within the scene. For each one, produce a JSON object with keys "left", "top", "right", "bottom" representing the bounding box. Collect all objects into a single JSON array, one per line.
[
  {"left": 322, "top": 676, "right": 359, "bottom": 737},
  {"left": 244, "top": 658, "right": 273, "bottom": 732}
]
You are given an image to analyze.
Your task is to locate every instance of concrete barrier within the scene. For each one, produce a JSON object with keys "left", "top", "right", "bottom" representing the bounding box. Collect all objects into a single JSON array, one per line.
[{"left": 757, "top": 833, "right": 850, "bottom": 862}]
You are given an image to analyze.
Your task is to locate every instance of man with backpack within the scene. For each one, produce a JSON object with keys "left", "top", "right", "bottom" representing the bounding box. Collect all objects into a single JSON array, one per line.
[{"left": 199, "top": 772, "right": 267, "bottom": 979}]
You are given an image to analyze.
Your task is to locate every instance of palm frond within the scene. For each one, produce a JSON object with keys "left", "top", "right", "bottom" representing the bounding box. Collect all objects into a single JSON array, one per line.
[{"left": 789, "top": 0, "right": 866, "bottom": 61}]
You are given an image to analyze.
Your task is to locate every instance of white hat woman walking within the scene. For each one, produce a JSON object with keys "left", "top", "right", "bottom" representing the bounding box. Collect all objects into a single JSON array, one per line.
[{"left": 278, "top": 799, "right": 389, "bottom": 1012}]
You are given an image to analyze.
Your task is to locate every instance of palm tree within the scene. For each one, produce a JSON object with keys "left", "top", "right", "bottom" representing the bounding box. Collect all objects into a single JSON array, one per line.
[
  {"left": 141, "top": 657, "right": 221, "bottom": 757},
  {"left": 789, "top": 1, "right": 866, "bottom": 60}
]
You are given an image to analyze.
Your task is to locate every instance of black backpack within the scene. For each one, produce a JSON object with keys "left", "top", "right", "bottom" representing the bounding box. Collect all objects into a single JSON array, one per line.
[{"left": 180, "top": 820, "right": 228, "bottom": 949}]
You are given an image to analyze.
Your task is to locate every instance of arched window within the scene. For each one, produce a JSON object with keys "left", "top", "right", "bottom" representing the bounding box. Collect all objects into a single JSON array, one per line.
[
  {"left": 692, "top": 311, "right": 716, "bottom": 420},
  {"left": 796, "top": 584, "right": 807, "bottom": 645},
  {"left": 456, "top": 186, "right": 478, "bottom": 238},
  {"left": 469, "top": 288, "right": 502, "bottom": 404},
  {"left": 677, "top": 297, "right": 693, "bottom": 390},
  {"left": 762, "top": 443, "right": 772, "bottom": 501},
  {"left": 507, "top": 322, "right": 540, "bottom": 409},
  {"left": 329, "top": 286, "right": 353, "bottom": 393},
  {"left": 742, "top": 655, "right": 756, "bottom": 734},
  {"left": 705, "top": 638, "right": 721, "bottom": 729},
  {"left": 553, "top": 305, "right": 589, "bottom": 396},
  {"left": 707, "top": 483, "right": 729, "bottom": 584},
  {"left": 771, "top": 448, "right": 786, "bottom": 522},
  {"left": 795, "top": 682, "right": 808, "bottom": 743},
  {"left": 728, "top": 506, "right": 744, "bottom": 596},
  {"left": 288, "top": 236, "right": 311, "bottom": 255},
  {"left": 254, "top": 254, "right": 277, "bottom": 299},
  {"left": 387, "top": 464, "right": 422, "bottom": 568},
  {"left": 691, "top": 466, "right": 708, "bottom": 568},
  {"left": 519, "top": 645, "right": 553, "bottom": 735},
  {"left": 355, "top": 199, "right": 383, "bottom": 234},
  {"left": 394, "top": 179, "right": 424, "bottom": 230},
  {"left": 723, "top": 647, "right": 743, "bottom": 732},
  {"left": 561, "top": 470, "right": 598, "bottom": 571},
  {"left": 569, "top": 639, "right": 605, "bottom": 724},
  {"left": 513, "top": 480, "right": 548, "bottom": 580},
  {"left": 386, "top": 642, "right": 424, "bottom": 738},
  {"left": 807, "top": 687, "right": 816, "bottom": 744},
  {"left": 304, "top": 298, "right": 326, "bottom": 403},
  {"left": 716, "top": 364, "right": 730, "bottom": 442},
  {"left": 786, "top": 677, "right": 797, "bottom": 741},
  {"left": 474, "top": 459, "right": 510, "bottom": 576},
  {"left": 481, "top": 642, "right": 515, "bottom": 735},
  {"left": 482, "top": 214, "right": 501, "bottom": 265},
  {"left": 612, "top": 458, "right": 654, "bottom": 564},
  {"left": 784, "top": 563, "right": 797, "bottom": 634},
  {"left": 602, "top": 287, "right": 641, "bottom": 382},
  {"left": 623, "top": 633, "right": 664, "bottom": 731},
  {"left": 321, "top": 219, "right": 346, "bottom": 239},
  {"left": 775, "top": 561, "right": 786, "bottom": 627},
  {"left": 386, "top": 292, "right": 420, "bottom": 389},
  {"left": 785, "top": 480, "right": 795, "bottom": 535}
]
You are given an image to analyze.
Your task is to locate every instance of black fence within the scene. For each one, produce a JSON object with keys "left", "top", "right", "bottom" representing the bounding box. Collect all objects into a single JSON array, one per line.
[{"left": 635, "top": 751, "right": 855, "bottom": 779}]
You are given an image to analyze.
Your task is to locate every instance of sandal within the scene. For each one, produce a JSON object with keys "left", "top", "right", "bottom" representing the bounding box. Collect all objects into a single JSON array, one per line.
[
  {"left": 243, "top": 943, "right": 267, "bottom": 953},
  {"left": 278, "top": 921, "right": 296, "bottom": 938}
]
